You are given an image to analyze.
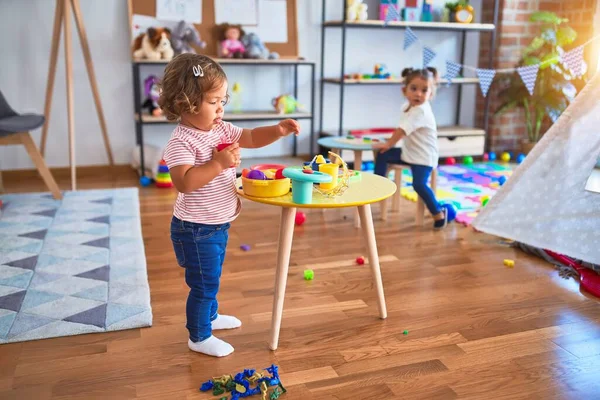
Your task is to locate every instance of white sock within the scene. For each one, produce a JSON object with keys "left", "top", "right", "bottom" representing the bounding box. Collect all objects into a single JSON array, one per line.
[
  {"left": 211, "top": 314, "right": 242, "bottom": 330},
  {"left": 188, "top": 336, "right": 234, "bottom": 357}
]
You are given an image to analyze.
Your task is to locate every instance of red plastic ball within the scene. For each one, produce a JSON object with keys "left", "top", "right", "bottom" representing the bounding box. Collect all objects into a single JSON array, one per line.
[
  {"left": 275, "top": 168, "right": 285, "bottom": 179},
  {"left": 295, "top": 211, "right": 306, "bottom": 226},
  {"left": 241, "top": 168, "right": 251, "bottom": 178},
  {"left": 356, "top": 256, "right": 365, "bottom": 265},
  {"left": 446, "top": 157, "right": 456, "bottom": 165}
]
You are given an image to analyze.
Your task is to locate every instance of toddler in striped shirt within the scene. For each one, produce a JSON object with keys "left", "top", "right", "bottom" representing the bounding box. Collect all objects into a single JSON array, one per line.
[{"left": 160, "top": 53, "right": 300, "bottom": 357}]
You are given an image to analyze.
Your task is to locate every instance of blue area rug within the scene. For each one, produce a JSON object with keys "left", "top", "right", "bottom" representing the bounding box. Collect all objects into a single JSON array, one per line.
[{"left": 0, "top": 188, "right": 152, "bottom": 344}]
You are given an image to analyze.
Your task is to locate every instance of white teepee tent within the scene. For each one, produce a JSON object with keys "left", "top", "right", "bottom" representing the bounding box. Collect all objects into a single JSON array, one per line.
[{"left": 472, "top": 71, "right": 600, "bottom": 265}]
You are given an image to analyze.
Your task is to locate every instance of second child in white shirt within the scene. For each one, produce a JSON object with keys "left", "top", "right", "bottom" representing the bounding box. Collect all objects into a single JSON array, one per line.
[{"left": 373, "top": 67, "right": 454, "bottom": 229}]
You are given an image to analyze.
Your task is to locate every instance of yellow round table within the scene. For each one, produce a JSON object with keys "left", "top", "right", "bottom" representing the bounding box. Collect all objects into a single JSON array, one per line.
[{"left": 237, "top": 172, "right": 397, "bottom": 350}]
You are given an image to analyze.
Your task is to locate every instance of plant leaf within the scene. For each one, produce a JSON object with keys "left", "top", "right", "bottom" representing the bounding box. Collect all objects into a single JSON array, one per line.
[
  {"left": 494, "top": 99, "right": 519, "bottom": 115},
  {"left": 557, "top": 26, "right": 577, "bottom": 46},
  {"left": 524, "top": 56, "right": 542, "bottom": 66},
  {"left": 524, "top": 37, "right": 545, "bottom": 55},
  {"left": 529, "top": 11, "right": 566, "bottom": 25}
]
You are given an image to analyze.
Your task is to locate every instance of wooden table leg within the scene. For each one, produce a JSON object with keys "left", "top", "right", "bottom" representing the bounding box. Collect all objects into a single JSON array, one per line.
[
  {"left": 357, "top": 204, "right": 387, "bottom": 319},
  {"left": 269, "top": 206, "right": 296, "bottom": 350},
  {"left": 353, "top": 150, "right": 363, "bottom": 228}
]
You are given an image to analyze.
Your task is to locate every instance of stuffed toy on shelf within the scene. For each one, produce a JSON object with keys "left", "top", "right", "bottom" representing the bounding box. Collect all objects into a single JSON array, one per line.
[
  {"left": 216, "top": 23, "right": 246, "bottom": 58},
  {"left": 142, "top": 75, "right": 162, "bottom": 117},
  {"left": 346, "top": 0, "right": 368, "bottom": 21},
  {"left": 132, "top": 27, "right": 174, "bottom": 61},
  {"left": 272, "top": 94, "right": 303, "bottom": 114},
  {"left": 241, "top": 33, "right": 279, "bottom": 59},
  {"left": 171, "top": 20, "right": 206, "bottom": 55}
]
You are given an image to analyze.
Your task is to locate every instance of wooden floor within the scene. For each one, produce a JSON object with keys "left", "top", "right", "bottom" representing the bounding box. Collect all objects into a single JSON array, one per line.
[{"left": 2, "top": 168, "right": 600, "bottom": 399}]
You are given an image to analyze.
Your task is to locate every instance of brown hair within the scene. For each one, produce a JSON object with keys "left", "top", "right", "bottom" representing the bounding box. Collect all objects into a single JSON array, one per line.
[
  {"left": 158, "top": 53, "right": 228, "bottom": 121},
  {"left": 402, "top": 67, "right": 439, "bottom": 84}
]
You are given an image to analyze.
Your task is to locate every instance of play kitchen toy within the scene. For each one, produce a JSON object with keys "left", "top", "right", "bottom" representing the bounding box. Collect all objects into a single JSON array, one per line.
[{"left": 240, "top": 151, "right": 360, "bottom": 204}]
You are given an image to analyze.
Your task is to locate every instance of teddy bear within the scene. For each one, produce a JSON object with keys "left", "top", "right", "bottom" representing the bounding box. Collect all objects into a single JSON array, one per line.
[
  {"left": 241, "top": 33, "right": 279, "bottom": 59},
  {"left": 132, "top": 27, "right": 174, "bottom": 61},
  {"left": 216, "top": 23, "right": 246, "bottom": 58},
  {"left": 346, "top": 0, "right": 368, "bottom": 21},
  {"left": 170, "top": 20, "right": 206, "bottom": 55}
]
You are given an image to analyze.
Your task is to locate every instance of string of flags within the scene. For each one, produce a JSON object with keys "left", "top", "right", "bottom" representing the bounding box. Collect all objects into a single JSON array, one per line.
[{"left": 384, "top": 5, "right": 598, "bottom": 98}]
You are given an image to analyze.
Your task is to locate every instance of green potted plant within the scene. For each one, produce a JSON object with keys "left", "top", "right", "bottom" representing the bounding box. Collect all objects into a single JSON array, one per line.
[{"left": 495, "top": 11, "right": 587, "bottom": 154}]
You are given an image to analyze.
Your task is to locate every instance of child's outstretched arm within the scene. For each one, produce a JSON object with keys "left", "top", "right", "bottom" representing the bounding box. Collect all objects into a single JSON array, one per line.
[
  {"left": 169, "top": 144, "right": 240, "bottom": 193},
  {"left": 238, "top": 119, "right": 300, "bottom": 148},
  {"left": 373, "top": 128, "right": 406, "bottom": 153}
]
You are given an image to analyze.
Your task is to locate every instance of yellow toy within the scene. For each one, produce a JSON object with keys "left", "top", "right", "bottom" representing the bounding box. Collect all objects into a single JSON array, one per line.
[
  {"left": 501, "top": 152, "right": 511, "bottom": 162},
  {"left": 503, "top": 259, "right": 515, "bottom": 268},
  {"left": 313, "top": 151, "right": 353, "bottom": 197},
  {"left": 346, "top": 0, "right": 368, "bottom": 21}
]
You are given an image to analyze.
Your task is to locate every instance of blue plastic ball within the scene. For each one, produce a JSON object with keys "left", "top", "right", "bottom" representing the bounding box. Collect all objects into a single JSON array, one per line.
[
  {"left": 517, "top": 154, "right": 525, "bottom": 164},
  {"left": 488, "top": 152, "right": 497, "bottom": 161},
  {"left": 139, "top": 176, "right": 152, "bottom": 186},
  {"left": 441, "top": 203, "right": 457, "bottom": 222},
  {"left": 498, "top": 176, "right": 507, "bottom": 185}
]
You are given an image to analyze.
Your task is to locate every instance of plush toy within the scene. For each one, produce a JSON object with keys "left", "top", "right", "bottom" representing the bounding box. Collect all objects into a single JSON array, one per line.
[
  {"left": 170, "top": 20, "right": 206, "bottom": 55},
  {"left": 132, "top": 27, "right": 174, "bottom": 61},
  {"left": 216, "top": 23, "right": 245, "bottom": 58},
  {"left": 272, "top": 94, "right": 303, "bottom": 114},
  {"left": 142, "top": 75, "right": 161, "bottom": 117},
  {"left": 241, "top": 33, "right": 279, "bottom": 59},
  {"left": 346, "top": 0, "right": 368, "bottom": 21}
]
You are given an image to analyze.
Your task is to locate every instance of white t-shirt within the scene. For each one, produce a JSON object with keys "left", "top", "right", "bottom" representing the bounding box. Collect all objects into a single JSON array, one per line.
[{"left": 398, "top": 101, "right": 438, "bottom": 168}]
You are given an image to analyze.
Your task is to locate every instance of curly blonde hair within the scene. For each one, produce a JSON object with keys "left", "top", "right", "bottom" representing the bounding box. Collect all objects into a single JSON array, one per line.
[{"left": 158, "top": 54, "right": 228, "bottom": 121}]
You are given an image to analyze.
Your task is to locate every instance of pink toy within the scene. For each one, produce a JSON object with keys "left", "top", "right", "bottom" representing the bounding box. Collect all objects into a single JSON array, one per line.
[
  {"left": 295, "top": 211, "right": 306, "bottom": 226},
  {"left": 446, "top": 157, "right": 456, "bottom": 165},
  {"left": 218, "top": 23, "right": 245, "bottom": 58}
]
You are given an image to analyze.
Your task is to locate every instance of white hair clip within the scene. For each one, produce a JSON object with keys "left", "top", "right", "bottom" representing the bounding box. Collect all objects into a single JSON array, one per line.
[{"left": 192, "top": 65, "right": 204, "bottom": 77}]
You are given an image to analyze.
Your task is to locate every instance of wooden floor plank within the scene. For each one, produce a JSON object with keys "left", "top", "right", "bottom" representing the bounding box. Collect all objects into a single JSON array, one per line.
[{"left": 1, "top": 169, "right": 600, "bottom": 398}]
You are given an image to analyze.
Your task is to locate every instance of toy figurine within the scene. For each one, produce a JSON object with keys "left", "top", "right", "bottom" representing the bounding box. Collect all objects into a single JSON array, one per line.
[
  {"left": 272, "top": 94, "right": 302, "bottom": 114},
  {"left": 142, "top": 75, "right": 161, "bottom": 116},
  {"left": 217, "top": 23, "right": 246, "bottom": 58}
]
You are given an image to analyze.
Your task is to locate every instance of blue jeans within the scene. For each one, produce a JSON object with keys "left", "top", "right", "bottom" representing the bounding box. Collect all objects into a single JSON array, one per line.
[
  {"left": 170, "top": 216, "right": 230, "bottom": 343},
  {"left": 374, "top": 148, "right": 441, "bottom": 216}
]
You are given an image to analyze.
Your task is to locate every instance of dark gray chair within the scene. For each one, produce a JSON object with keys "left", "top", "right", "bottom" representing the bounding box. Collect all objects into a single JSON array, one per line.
[{"left": 0, "top": 90, "right": 62, "bottom": 199}]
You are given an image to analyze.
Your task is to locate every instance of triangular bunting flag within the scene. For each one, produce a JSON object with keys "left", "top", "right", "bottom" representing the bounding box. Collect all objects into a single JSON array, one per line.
[
  {"left": 476, "top": 68, "right": 496, "bottom": 97},
  {"left": 384, "top": 5, "right": 401, "bottom": 25},
  {"left": 517, "top": 64, "right": 540, "bottom": 96},
  {"left": 403, "top": 27, "right": 418, "bottom": 50},
  {"left": 423, "top": 47, "right": 436, "bottom": 67},
  {"left": 562, "top": 46, "right": 584, "bottom": 77},
  {"left": 443, "top": 60, "right": 462, "bottom": 84}
]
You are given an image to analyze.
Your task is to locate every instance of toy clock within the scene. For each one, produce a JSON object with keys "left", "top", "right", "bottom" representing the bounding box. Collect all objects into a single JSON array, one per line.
[{"left": 455, "top": 3, "right": 475, "bottom": 23}]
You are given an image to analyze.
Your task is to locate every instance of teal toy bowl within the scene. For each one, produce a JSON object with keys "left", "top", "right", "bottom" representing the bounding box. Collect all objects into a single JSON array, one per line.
[{"left": 282, "top": 168, "right": 332, "bottom": 204}]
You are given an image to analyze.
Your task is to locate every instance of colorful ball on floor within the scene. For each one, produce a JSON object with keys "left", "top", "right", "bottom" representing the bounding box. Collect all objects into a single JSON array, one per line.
[
  {"left": 304, "top": 269, "right": 314, "bottom": 280},
  {"left": 517, "top": 153, "right": 525, "bottom": 164},
  {"left": 446, "top": 157, "right": 456, "bottom": 165},
  {"left": 488, "top": 152, "right": 497, "bottom": 161},
  {"left": 140, "top": 176, "right": 152, "bottom": 186},
  {"left": 501, "top": 152, "right": 511, "bottom": 162},
  {"left": 295, "top": 211, "right": 306, "bottom": 226},
  {"left": 441, "top": 203, "right": 457, "bottom": 222},
  {"left": 498, "top": 176, "right": 507, "bottom": 185},
  {"left": 483, "top": 153, "right": 489, "bottom": 161},
  {"left": 463, "top": 156, "right": 473, "bottom": 165}
]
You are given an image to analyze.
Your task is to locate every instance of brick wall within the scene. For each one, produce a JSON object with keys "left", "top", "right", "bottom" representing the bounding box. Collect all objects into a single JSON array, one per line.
[{"left": 475, "top": 0, "right": 597, "bottom": 153}]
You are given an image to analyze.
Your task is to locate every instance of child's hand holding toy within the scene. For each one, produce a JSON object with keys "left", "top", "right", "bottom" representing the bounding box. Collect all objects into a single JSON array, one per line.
[
  {"left": 213, "top": 142, "right": 240, "bottom": 169},
  {"left": 277, "top": 119, "right": 301, "bottom": 137}
]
